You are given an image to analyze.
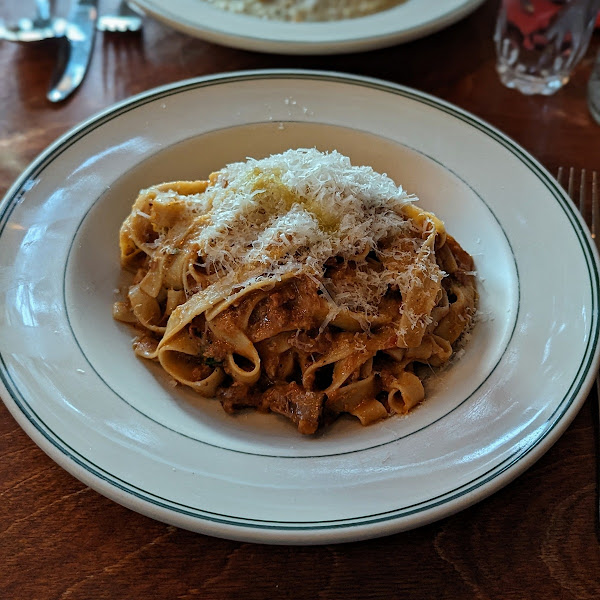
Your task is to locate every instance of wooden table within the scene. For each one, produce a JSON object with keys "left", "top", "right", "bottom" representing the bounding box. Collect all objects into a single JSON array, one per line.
[{"left": 2, "top": 1, "right": 600, "bottom": 598}]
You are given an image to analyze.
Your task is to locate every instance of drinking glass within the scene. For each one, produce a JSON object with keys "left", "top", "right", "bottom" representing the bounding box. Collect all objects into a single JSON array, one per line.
[{"left": 495, "top": 0, "right": 600, "bottom": 95}]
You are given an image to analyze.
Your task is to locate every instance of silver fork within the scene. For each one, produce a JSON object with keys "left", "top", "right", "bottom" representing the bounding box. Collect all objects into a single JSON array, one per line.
[
  {"left": 557, "top": 166, "right": 600, "bottom": 520},
  {"left": 557, "top": 168, "right": 599, "bottom": 238}
]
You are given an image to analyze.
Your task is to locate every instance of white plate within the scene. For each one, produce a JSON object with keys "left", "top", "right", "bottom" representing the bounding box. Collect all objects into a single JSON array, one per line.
[
  {"left": 1, "top": 70, "right": 598, "bottom": 545},
  {"left": 131, "top": 0, "right": 486, "bottom": 54}
]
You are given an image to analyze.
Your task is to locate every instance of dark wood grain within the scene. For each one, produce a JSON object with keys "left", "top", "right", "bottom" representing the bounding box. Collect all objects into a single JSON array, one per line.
[{"left": 2, "top": 1, "right": 600, "bottom": 598}]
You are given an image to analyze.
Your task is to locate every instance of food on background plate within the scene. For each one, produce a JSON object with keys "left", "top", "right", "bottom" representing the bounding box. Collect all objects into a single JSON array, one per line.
[
  {"left": 203, "top": 0, "right": 407, "bottom": 22},
  {"left": 113, "top": 148, "right": 477, "bottom": 434}
]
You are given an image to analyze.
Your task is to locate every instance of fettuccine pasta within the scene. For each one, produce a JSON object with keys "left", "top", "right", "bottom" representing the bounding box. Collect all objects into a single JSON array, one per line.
[{"left": 114, "top": 149, "right": 477, "bottom": 434}]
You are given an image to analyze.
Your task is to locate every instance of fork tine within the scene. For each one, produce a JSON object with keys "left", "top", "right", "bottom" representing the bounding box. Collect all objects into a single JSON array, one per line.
[
  {"left": 593, "top": 171, "right": 599, "bottom": 244},
  {"left": 568, "top": 167, "right": 575, "bottom": 205},
  {"left": 557, "top": 168, "right": 595, "bottom": 229},
  {"left": 580, "top": 169, "right": 587, "bottom": 217}
]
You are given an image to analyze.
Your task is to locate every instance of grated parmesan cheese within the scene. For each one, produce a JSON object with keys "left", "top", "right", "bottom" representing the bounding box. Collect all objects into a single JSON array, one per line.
[{"left": 147, "top": 148, "right": 443, "bottom": 328}]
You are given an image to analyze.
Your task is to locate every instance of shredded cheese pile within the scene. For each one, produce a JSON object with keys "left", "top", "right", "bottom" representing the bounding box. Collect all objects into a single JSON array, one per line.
[{"left": 148, "top": 148, "right": 441, "bottom": 326}]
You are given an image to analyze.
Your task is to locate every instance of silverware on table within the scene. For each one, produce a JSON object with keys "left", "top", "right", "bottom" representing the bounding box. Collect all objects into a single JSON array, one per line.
[
  {"left": 97, "top": 1, "right": 143, "bottom": 32},
  {"left": 2, "top": 0, "right": 142, "bottom": 102},
  {"left": 557, "top": 167, "right": 599, "bottom": 241},
  {"left": 557, "top": 166, "right": 600, "bottom": 520},
  {"left": 47, "top": 0, "right": 98, "bottom": 103}
]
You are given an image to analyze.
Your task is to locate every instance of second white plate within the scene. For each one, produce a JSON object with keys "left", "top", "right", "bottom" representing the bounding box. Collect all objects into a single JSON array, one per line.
[{"left": 131, "top": 0, "right": 487, "bottom": 54}]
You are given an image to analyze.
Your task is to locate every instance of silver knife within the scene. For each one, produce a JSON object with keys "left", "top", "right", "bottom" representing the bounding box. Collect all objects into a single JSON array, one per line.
[{"left": 47, "top": 0, "right": 98, "bottom": 103}]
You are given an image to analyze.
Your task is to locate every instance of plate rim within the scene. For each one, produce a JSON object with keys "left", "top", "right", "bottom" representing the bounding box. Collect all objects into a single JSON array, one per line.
[{"left": 1, "top": 69, "right": 599, "bottom": 544}]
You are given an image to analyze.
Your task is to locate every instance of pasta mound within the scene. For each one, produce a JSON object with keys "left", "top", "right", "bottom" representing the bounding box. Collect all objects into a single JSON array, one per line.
[{"left": 114, "top": 149, "right": 477, "bottom": 434}]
